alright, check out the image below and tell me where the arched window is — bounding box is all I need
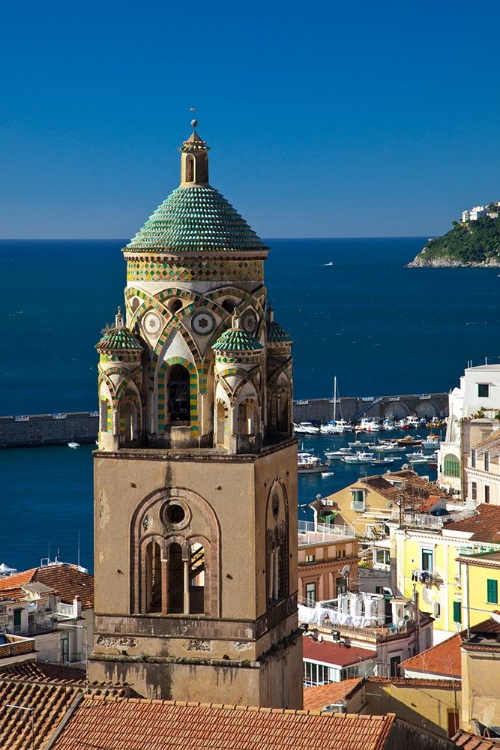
[146,540,162,612]
[189,542,205,615]
[216,400,228,447]
[168,365,190,423]
[167,542,184,613]
[186,155,194,182]
[277,393,290,433]
[100,399,109,433]
[444,453,460,478]
[238,399,256,435]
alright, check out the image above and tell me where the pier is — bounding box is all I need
[0,412,98,448]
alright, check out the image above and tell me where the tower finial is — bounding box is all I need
[190,107,198,130]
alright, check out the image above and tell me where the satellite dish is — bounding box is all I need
[341,564,351,577]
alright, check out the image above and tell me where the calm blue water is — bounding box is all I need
[1,237,498,573]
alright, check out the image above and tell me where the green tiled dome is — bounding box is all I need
[96,327,143,352]
[212,328,263,352]
[124,186,269,255]
[267,321,293,344]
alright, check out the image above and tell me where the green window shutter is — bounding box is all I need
[487,579,498,604]
[453,601,462,623]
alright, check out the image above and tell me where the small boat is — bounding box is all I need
[376,441,405,453]
[321,471,335,477]
[298,421,321,434]
[348,440,376,449]
[397,436,423,447]
[324,261,334,266]
[342,451,375,464]
[298,452,329,474]
[406,451,433,463]
[370,457,395,466]
[324,448,354,460]
[421,434,441,450]
[68,442,80,449]
[358,418,381,432]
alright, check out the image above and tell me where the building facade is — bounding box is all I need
[88,123,302,708]
[438,363,500,496]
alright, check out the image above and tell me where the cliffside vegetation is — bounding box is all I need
[411,209,500,266]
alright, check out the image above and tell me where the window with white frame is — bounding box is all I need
[351,489,366,511]
[421,548,433,572]
[374,549,390,567]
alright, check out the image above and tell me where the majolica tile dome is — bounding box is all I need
[124,127,269,257]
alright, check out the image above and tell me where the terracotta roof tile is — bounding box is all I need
[303,678,364,711]
[45,696,397,750]
[399,633,463,678]
[0,565,94,609]
[453,730,500,749]
[444,504,500,543]
[0,667,132,750]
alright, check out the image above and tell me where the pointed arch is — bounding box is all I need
[157,357,198,435]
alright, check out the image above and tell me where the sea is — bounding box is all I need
[3,236,500,574]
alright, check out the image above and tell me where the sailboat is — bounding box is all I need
[320,377,352,433]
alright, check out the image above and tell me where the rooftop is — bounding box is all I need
[302,637,377,667]
[45,695,397,750]
[0,564,94,609]
[303,678,364,711]
[0,664,133,750]
[444,504,500,543]
[399,632,463,679]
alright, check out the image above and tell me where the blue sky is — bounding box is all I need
[1,1,500,238]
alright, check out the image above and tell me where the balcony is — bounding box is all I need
[411,569,443,586]
[298,521,355,546]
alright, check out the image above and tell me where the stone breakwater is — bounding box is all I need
[0,412,98,448]
[293,393,449,424]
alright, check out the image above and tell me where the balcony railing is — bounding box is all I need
[298,521,355,545]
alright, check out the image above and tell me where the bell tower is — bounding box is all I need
[89,121,302,708]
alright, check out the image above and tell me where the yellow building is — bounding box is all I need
[323,470,446,538]
[456,550,500,632]
[392,504,500,640]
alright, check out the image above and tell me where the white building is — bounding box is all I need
[438,364,500,496]
[462,206,487,222]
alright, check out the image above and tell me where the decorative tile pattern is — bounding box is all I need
[126,258,265,282]
[212,329,263,352]
[123,185,270,255]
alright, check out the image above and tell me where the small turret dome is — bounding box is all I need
[96,308,143,353]
[212,327,263,353]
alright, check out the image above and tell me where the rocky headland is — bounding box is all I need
[409,210,500,267]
